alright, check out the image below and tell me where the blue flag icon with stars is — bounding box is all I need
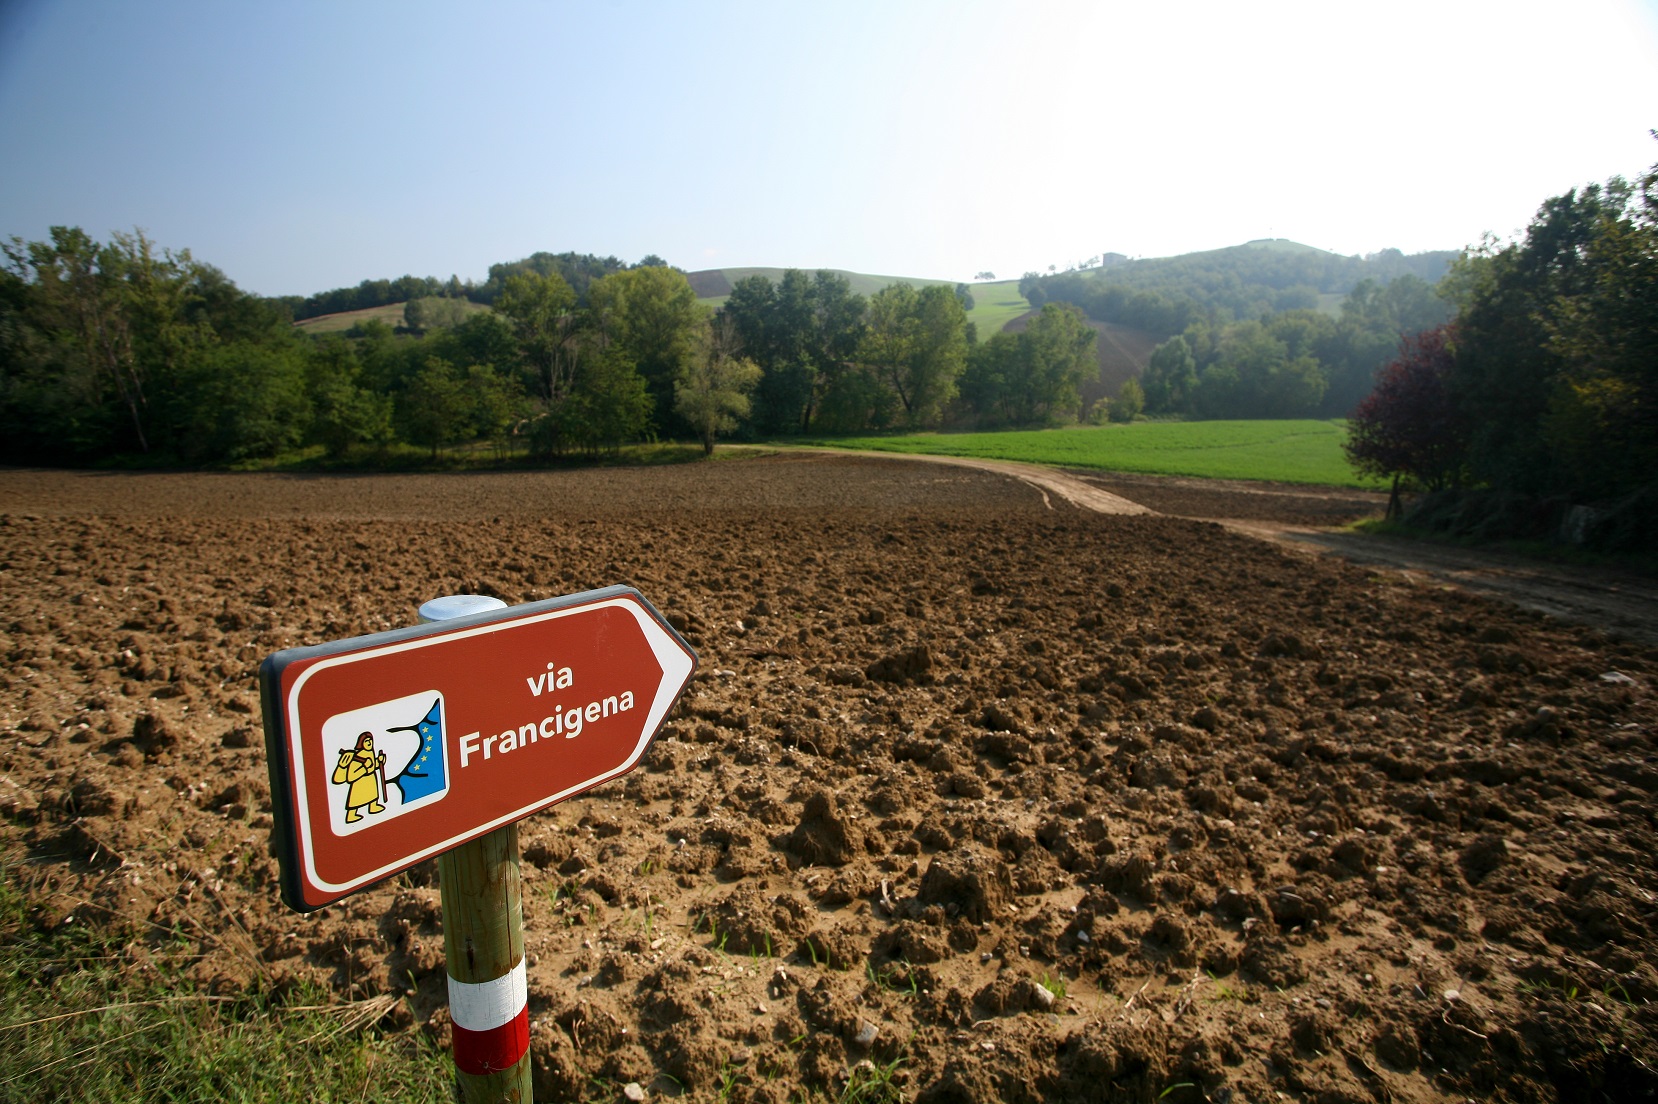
[388,697,447,803]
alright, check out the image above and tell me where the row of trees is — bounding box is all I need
[718,269,1099,434]
[0,229,1106,465]
[1346,154,1656,520]
[0,231,760,464]
[4,220,1484,468]
[273,251,673,323]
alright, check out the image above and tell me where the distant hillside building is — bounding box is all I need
[1099,252,1128,268]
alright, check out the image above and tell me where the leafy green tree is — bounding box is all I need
[1192,321,1325,418]
[310,374,393,458]
[1537,163,1658,498]
[719,269,866,434]
[2,227,202,454]
[586,266,701,436]
[304,336,392,458]
[173,340,310,463]
[1141,335,1198,414]
[403,296,473,333]
[559,342,651,455]
[675,319,762,455]
[1015,303,1097,424]
[465,365,530,458]
[398,357,469,457]
[495,271,579,395]
[860,283,968,428]
[426,311,517,377]
[1445,181,1625,493]
[475,251,626,305]
[960,304,1096,426]
[1107,377,1144,423]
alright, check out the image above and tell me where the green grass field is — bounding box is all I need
[964,279,1032,338]
[798,420,1377,488]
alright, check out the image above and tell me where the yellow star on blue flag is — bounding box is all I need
[388,698,446,803]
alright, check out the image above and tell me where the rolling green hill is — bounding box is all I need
[293,299,490,334]
[293,302,412,333]
[1236,237,1338,255]
[964,279,1033,338]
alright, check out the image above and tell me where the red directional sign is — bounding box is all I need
[259,587,697,911]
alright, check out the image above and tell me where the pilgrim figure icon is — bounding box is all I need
[320,690,451,837]
[331,732,387,822]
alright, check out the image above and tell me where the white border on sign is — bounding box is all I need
[285,596,695,899]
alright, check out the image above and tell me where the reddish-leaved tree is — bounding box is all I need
[1344,324,1469,518]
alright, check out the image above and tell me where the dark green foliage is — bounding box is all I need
[861,283,969,428]
[1346,155,1658,544]
[397,357,470,457]
[1141,335,1198,415]
[960,304,1097,427]
[474,250,627,305]
[556,341,652,455]
[1107,377,1144,423]
[170,340,311,462]
[721,269,867,434]
[1,226,308,462]
[1446,166,1657,499]
[1141,290,1449,421]
[1190,320,1326,419]
[587,265,702,437]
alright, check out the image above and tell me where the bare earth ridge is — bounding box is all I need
[2,456,1655,1103]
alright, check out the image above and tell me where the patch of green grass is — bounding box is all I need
[840,1056,905,1103]
[1206,972,1257,1004]
[865,959,918,997]
[291,302,411,334]
[0,861,450,1101]
[964,279,1032,338]
[1038,971,1068,1001]
[797,419,1378,488]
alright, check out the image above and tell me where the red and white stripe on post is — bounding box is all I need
[448,957,529,1076]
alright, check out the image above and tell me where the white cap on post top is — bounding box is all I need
[418,594,508,624]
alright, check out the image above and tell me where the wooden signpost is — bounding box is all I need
[260,587,697,1102]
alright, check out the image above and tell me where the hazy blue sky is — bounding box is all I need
[3,0,1655,296]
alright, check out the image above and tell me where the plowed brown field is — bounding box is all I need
[2,456,1655,1103]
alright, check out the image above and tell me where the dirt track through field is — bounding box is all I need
[812,450,1658,646]
[2,456,1655,1103]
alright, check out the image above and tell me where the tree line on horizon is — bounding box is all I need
[0,223,1479,468]
[0,230,1112,465]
